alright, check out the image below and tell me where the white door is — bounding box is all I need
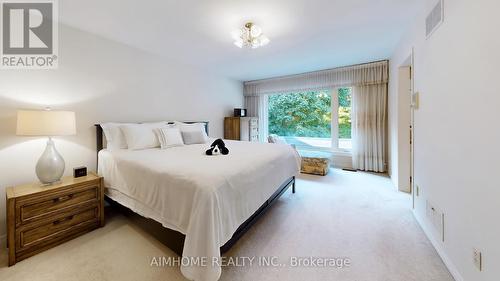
[397,66,412,193]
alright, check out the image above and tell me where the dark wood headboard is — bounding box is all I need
[94,121,209,166]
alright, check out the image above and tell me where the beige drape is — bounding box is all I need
[244,95,268,142]
[244,60,388,96]
[351,84,387,172]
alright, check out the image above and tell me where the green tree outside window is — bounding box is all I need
[268,88,351,139]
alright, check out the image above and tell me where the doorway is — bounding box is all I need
[396,56,413,195]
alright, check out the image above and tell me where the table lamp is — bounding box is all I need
[16,109,76,184]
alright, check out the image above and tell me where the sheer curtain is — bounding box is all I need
[351,84,387,172]
[244,95,269,142]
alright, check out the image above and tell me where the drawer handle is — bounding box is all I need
[53,194,74,203]
[53,215,74,225]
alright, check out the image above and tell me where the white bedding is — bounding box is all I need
[98,140,300,281]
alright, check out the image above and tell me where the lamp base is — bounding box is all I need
[36,138,65,185]
[39,180,63,187]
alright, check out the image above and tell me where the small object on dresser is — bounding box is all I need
[73,166,87,178]
[233,108,247,117]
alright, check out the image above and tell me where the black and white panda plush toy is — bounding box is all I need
[206,138,229,155]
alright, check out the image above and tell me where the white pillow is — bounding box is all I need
[175,122,207,132]
[179,123,208,144]
[158,127,184,149]
[101,122,132,150]
[120,122,167,150]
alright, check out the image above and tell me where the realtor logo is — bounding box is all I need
[1,0,58,69]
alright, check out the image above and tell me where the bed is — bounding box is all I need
[95,122,301,281]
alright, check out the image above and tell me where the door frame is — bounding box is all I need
[410,48,416,209]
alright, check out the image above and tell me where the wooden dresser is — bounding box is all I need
[6,173,104,266]
[224,117,259,141]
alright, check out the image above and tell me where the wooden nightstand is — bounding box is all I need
[6,172,104,266]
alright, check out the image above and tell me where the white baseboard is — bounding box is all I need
[413,210,463,281]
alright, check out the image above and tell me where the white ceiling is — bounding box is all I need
[60,0,419,81]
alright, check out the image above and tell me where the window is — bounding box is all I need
[334,87,352,150]
[268,90,332,151]
[268,87,352,152]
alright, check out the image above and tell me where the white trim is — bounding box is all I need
[331,88,339,149]
[413,210,463,281]
[331,150,352,157]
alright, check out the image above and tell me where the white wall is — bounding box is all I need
[389,0,500,280]
[0,25,243,238]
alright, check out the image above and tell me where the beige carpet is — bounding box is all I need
[0,169,454,281]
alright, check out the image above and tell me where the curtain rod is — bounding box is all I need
[244,59,389,84]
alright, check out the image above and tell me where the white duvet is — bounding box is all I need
[98,140,300,281]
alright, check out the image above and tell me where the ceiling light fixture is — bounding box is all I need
[232,22,270,49]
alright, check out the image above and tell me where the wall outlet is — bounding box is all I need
[473,248,482,271]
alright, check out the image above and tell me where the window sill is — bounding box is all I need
[293,146,352,156]
[331,150,352,157]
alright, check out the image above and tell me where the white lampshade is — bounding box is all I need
[16,110,76,136]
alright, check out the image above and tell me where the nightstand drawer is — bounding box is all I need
[7,173,104,266]
[17,205,99,252]
[16,182,99,226]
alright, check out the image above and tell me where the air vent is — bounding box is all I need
[426,0,444,38]
[426,199,445,242]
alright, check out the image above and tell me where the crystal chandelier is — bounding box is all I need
[232,22,270,49]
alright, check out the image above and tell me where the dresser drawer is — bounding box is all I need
[15,182,99,226]
[16,205,99,252]
[7,174,104,266]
